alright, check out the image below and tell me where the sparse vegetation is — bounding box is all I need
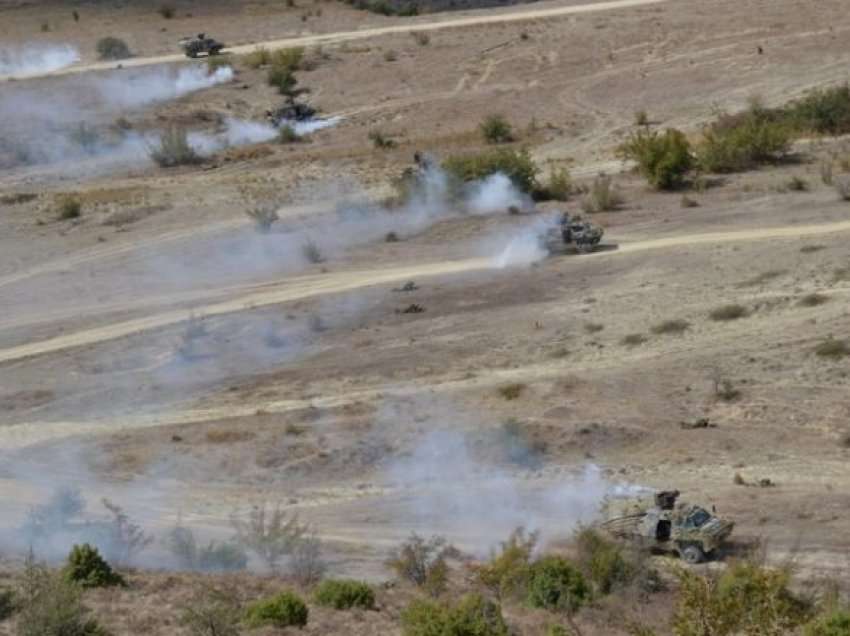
[96,36,132,60]
[584,322,604,333]
[244,205,279,233]
[383,49,398,62]
[573,527,636,594]
[443,148,539,194]
[243,47,271,68]
[680,194,699,208]
[17,554,108,636]
[387,534,452,596]
[526,555,591,613]
[541,167,573,201]
[278,124,299,143]
[799,293,829,307]
[0,588,15,620]
[181,588,242,636]
[231,503,308,573]
[619,128,693,190]
[158,4,176,18]
[820,160,834,185]
[787,175,809,191]
[480,114,514,144]
[369,129,398,149]
[497,383,526,400]
[581,173,623,213]
[697,104,791,173]
[290,532,327,586]
[804,609,850,636]
[621,333,648,346]
[713,375,741,402]
[412,31,430,46]
[149,127,202,168]
[651,319,690,335]
[814,338,850,359]
[835,177,850,201]
[244,590,309,628]
[164,525,248,572]
[709,303,749,321]
[314,579,376,610]
[401,594,510,636]
[64,544,125,589]
[58,197,82,220]
[634,109,650,126]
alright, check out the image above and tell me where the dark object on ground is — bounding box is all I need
[267,101,316,126]
[545,211,604,254]
[393,281,418,292]
[680,418,715,430]
[397,303,425,314]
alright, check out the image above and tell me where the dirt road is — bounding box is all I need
[0,0,669,81]
[2,218,849,366]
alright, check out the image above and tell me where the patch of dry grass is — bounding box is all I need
[497,383,526,400]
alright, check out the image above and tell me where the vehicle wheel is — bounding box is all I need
[577,242,595,254]
[680,544,705,564]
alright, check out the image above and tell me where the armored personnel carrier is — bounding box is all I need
[597,490,733,564]
[180,34,225,58]
[545,211,604,254]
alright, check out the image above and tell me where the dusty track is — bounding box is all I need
[2,218,850,366]
[0,0,669,82]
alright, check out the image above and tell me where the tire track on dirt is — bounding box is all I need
[0,0,670,82]
[2,218,850,366]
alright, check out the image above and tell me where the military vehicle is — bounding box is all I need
[597,490,734,564]
[545,211,604,254]
[266,101,316,126]
[179,34,225,58]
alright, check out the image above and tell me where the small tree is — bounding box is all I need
[290,532,327,585]
[64,544,125,589]
[244,205,279,233]
[181,588,242,636]
[101,498,153,566]
[476,527,537,600]
[231,503,308,573]
[244,591,308,628]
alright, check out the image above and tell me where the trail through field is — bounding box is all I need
[0,0,670,82]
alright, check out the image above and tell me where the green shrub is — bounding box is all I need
[244,591,308,628]
[18,556,108,636]
[267,66,297,95]
[477,527,536,600]
[243,46,271,68]
[497,383,525,400]
[526,556,590,613]
[805,609,850,636]
[573,527,633,594]
[0,588,15,620]
[387,534,451,596]
[58,197,82,220]
[278,125,299,144]
[619,128,693,190]
[799,293,829,307]
[270,47,304,72]
[814,338,850,359]
[581,173,622,213]
[787,85,850,135]
[64,544,125,588]
[158,4,176,18]
[540,167,573,201]
[651,319,690,335]
[96,37,131,60]
[480,115,514,144]
[401,594,510,636]
[709,304,749,321]
[697,111,791,173]
[149,127,201,167]
[314,579,375,610]
[443,148,538,194]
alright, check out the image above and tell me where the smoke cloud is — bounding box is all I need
[0,43,79,78]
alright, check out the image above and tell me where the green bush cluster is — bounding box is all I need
[480,115,514,144]
[804,609,850,636]
[314,579,376,610]
[0,588,15,620]
[619,128,693,190]
[697,110,791,173]
[244,590,309,628]
[787,84,850,135]
[149,127,201,168]
[64,544,125,589]
[401,594,510,636]
[526,556,590,614]
[443,148,538,194]
[573,528,633,594]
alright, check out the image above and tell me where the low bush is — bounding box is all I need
[64,544,126,588]
[278,125,299,144]
[798,293,829,307]
[497,383,525,400]
[805,609,850,636]
[181,589,241,636]
[709,304,749,321]
[540,167,573,201]
[581,173,623,213]
[18,556,108,636]
[314,579,375,610]
[244,205,279,233]
[443,148,538,194]
[158,4,176,18]
[58,197,82,220]
[369,129,397,149]
[387,534,452,596]
[480,114,514,144]
[96,36,131,60]
[477,527,537,600]
[651,319,690,335]
[573,527,633,594]
[0,588,15,620]
[619,128,693,190]
[621,333,648,346]
[243,46,271,68]
[526,555,590,613]
[149,127,201,167]
[267,66,297,95]
[697,109,791,173]
[814,338,850,359]
[787,84,850,135]
[301,239,324,263]
[401,594,510,636]
[244,591,308,628]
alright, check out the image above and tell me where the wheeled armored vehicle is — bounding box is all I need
[180,34,225,58]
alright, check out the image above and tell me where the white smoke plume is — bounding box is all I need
[97,65,234,108]
[467,173,531,215]
[0,43,79,78]
[492,212,558,268]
